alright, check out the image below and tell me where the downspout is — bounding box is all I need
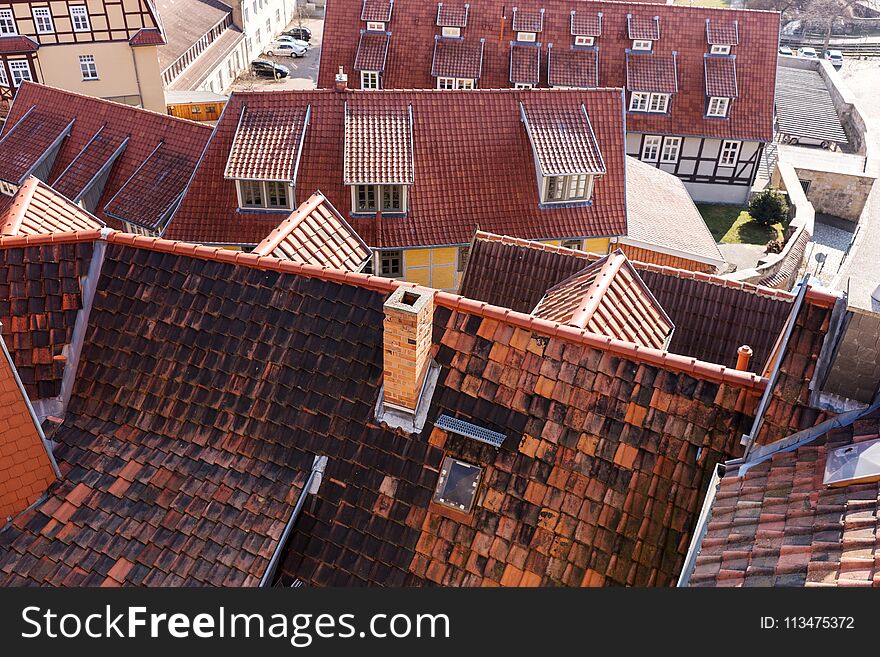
[129,47,145,109]
[259,454,328,587]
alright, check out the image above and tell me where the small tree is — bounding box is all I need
[749,188,789,227]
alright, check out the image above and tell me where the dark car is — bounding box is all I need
[283,26,312,42]
[251,59,290,79]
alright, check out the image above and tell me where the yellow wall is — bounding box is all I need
[543,237,610,254]
[403,247,459,291]
[131,45,165,113]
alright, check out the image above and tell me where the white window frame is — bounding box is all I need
[719,140,741,167]
[629,91,650,112]
[574,35,594,47]
[32,7,54,34]
[707,96,730,118]
[542,174,594,204]
[632,39,652,51]
[235,180,294,210]
[366,21,385,32]
[710,44,731,55]
[660,136,682,163]
[69,5,90,32]
[8,60,32,87]
[648,93,670,113]
[437,76,474,89]
[380,249,403,278]
[441,26,460,38]
[516,31,536,42]
[79,54,98,80]
[0,64,6,87]
[514,82,533,89]
[641,136,662,163]
[360,70,380,89]
[0,9,17,35]
[352,184,407,214]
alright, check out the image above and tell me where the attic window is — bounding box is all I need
[366,21,385,32]
[824,438,880,487]
[544,174,591,203]
[442,26,460,38]
[433,456,482,513]
[707,96,730,117]
[632,39,652,51]
[711,44,731,55]
[574,35,594,47]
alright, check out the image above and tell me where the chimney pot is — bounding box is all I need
[383,286,434,413]
[335,66,348,92]
[735,345,753,371]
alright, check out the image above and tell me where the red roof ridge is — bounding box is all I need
[562,0,780,15]
[0,176,40,234]
[253,192,328,256]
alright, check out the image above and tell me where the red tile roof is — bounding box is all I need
[688,407,880,587]
[169,88,627,247]
[129,27,166,46]
[547,45,598,88]
[0,35,38,53]
[704,55,738,98]
[0,83,212,228]
[626,52,678,94]
[0,177,104,237]
[706,18,739,45]
[627,14,661,40]
[521,102,605,175]
[432,37,484,80]
[344,103,414,185]
[436,2,469,27]
[362,0,394,22]
[533,250,674,349]
[319,0,779,142]
[354,31,390,72]
[52,127,129,203]
[570,10,602,36]
[512,6,544,33]
[510,44,541,85]
[254,192,371,270]
[224,106,309,182]
[0,109,74,185]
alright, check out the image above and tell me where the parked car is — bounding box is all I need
[275,35,310,49]
[265,41,307,57]
[824,49,844,67]
[283,26,312,42]
[251,59,290,79]
[799,47,819,59]
[778,45,794,56]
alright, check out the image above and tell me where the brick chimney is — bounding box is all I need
[335,67,348,92]
[383,286,434,413]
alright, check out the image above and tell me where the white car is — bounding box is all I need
[276,35,310,50]
[799,47,818,59]
[824,49,844,67]
[265,41,307,57]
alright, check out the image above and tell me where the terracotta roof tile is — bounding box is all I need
[547,45,598,88]
[627,52,678,94]
[436,2,469,27]
[319,0,778,142]
[627,14,661,40]
[705,55,738,98]
[706,18,739,45]
[0,109,74,185]
[129,27,166,46]
[362,0,394,23]
[354,30,390,72]
[52,127,129,203]
[510,44,541,85]
[344,103,413,185]
[253,192,371,270]
[521,102,605,176]
[224,106,309,182]
[512,7,544,33]
[0,177,104,237]
[0,35,38,53]
[432,37,484,79]
[570,10,602,36]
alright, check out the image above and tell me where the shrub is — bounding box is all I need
[765,239,784,254]
[749,188,789,227]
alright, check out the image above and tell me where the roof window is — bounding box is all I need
[433,456,482,513]
[824,438,880,487]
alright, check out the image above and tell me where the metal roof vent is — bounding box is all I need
[823,437,880,487]
[436,414,505,448]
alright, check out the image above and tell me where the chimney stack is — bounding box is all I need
[335,67,348,92]
[735,345,753,371]
[383,286,434,413]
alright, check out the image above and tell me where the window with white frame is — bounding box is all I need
[236,180,293,210]
[707,96,730,117]
[660,136,681,163]
[8,60,32,86]
[437,77,474,89]
[514,82,533,89]
[719,140,740,167]
[442,26,460,38]
[574,35,594,47]
[632,39,652,51]
[366,21,385,32]
[710,44,731,55]
[79,55,98,80]
[542,174,592,204]
[32,7,54,33]
[516,31,536,42]
[0,9,16,35]
[353,184,406,213]
[361,70,380,89]
[641,135,661,162]
[629,91,650,112]
[0,64,6,87]
[380,249,402,277]
[69,5,90,32]
[648,93,669,113]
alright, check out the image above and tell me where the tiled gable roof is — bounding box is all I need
[627,52,678,93]
[547,45,598,88]
[254,192,371,271]
[627,14,661,40]
[704,55,738,98]
[570,10,602,36]
[533,251,674,349]
[521,102,605,176]
[706,18,739,45]
[510,44,541,85]
[0,177,104,237]
[344,103,414,185]
[319,0,779,142]
[52,127,129,203]
[512,6,544,33]
[432,37,484,79]
[436,2,469,28]
[354,30,390,72]
[362,0,394,23]
[224,106,310,182]
[0,109,74,185]
[169,89,627,247]
[0,83,212,228]
[129,27,166,46]
[0,35,38,53]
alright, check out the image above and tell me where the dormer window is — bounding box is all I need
[544,174,592,203]
[632,39,652,51]
[361,70,380,89]
[711,44,730,55]
[353,184,406,213]
[355,31,390,89]
[574,35,594,47]
[437,77,474,89]
[433,37,483,88]
[570,9,601,47]
[366,21,385,32]
[648,93,669,113]
[627,14,660,52]
[707,96,730,117]
[512,6,543,43]
[237,180,293,210]
[362,0,393,27]
[704,55,737,118]
[626,52,678,114]
[436,2,468,37]
[442,26,460,38]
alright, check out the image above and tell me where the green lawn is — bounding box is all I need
[697,204,786,245]
[673,0,730,6]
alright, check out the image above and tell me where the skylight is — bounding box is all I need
[824,438,880,487]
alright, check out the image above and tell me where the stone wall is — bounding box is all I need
[793,167,874,223]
